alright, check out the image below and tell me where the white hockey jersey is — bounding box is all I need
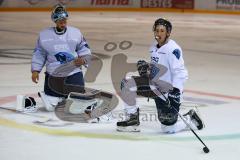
[149,39,188,92]
[31,26,91,76]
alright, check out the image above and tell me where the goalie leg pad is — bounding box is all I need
[38,92,63,112]
[16,95,37,113]
[66,92,103,114]
[55,89,119,122]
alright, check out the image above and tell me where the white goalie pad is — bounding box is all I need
[55,89,118,123]
[66,92,103,114]
[16,95,38,113]
[38,92,64,112]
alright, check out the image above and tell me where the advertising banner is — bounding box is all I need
[90,0,136,8]
[141,0,194,9]
[0,0,75,7]
[0,0,139,8]
[216,0,240,11]
[1,0,240,13]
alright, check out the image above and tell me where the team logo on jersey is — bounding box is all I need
[151,56,159,63]
[55,52,75,64]
[172,49,181,59]
[149,64,160,80]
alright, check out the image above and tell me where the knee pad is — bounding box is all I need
[157,110,178,126]
[154,97,179,125]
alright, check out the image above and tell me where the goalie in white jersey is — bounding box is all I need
[117,18,205,133]
[30,4,91,112]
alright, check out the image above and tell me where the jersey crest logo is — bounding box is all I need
[55,52,75,64]
[172,49,181,59]
[151,56,159,63]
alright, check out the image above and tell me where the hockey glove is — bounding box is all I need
[168,87,181,109]
[137,60,149,77]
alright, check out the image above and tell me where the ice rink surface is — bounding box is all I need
[0,11,240,160]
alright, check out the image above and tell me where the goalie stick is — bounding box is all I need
[0,106,51,122]
[0,106,73,127]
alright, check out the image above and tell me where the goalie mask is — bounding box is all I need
[51,4,68,22]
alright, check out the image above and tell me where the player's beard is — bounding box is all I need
[55,25,67,35]
[56,25,66,32]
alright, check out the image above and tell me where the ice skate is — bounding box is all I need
[183,109,205,130]
[116,108,140,132]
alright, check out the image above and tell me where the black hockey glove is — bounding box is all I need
[137,60,149,77]
[168,87,181,109]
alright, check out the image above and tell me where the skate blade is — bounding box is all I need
[116,126,140,132]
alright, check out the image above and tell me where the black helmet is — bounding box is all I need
[51,4,68,22]
[153,18,172,33]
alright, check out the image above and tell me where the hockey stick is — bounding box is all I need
[0,106,74,127]
[159,92,210,153]
[0,106,52,123]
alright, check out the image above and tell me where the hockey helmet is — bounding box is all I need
[153,18,172,33]
[51,4,68,22]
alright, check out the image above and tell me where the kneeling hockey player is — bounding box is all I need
[117,18,204,133]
